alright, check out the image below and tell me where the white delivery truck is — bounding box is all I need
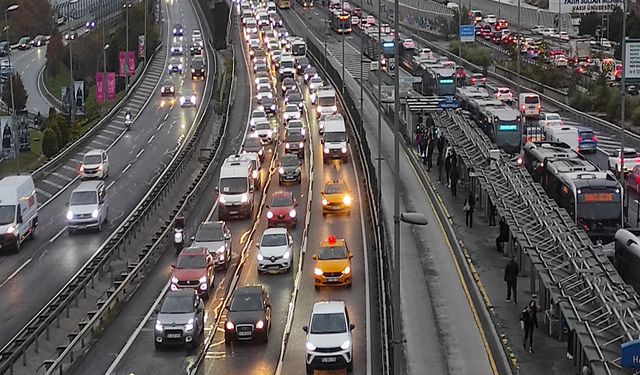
[0,175,38,252]
[545,126,579,151]
[321,114,349,163]
[216,155,256,220]
[316,86,337,119]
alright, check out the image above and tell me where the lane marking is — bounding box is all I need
[50,172,71,181]
[35,188,52,198]
[49,227,67,243]
[148,134,156,144]
[107,180,116,190]
[0,258,32,288]
[41,179,63,189]
[105,282,170,375]
[136,149,145,158]
[157,122,164,131]
[163,112,170,121]
[122,163,132,174]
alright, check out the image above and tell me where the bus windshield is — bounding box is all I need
[318,96,336,107]
[576,189,622,231]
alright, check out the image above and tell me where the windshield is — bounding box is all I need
[326,183,346,194]
[318,96,336,107]
[310,78,322,85]
[252,111,266,118]
[195,224,224,242]
[282,156,299,167]
[259,86,271,93]
[261,233,287,246]
[287,133,304,142]
[310,313,347,334]
[160,295,194,314]
[288,121,302,129]
[624,151,638,158]
[83,155,102,165]
[325,131,346,143]
[318,246,347,260]
[256,122,271,130]
[176,254,206,269]
[524,96,539,104]
[547,114,561,121]
[220,177,248,194]
[285,105,298,112]
[230,294,263,311]
[577,190,622,229]
[281,60,294,69]
[272,195,293,206]
[70,191,97,205]
[0,205,15,225]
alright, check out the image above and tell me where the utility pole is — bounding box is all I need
[392,0,402,372]
[620,0,627,182]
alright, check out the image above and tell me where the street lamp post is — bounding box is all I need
[5,4,18,174]
[457,0,462,59]
[144,0,147,62]
[516,0,521,99]
[392,212,428,374]
[66,0,79,127]
[620,1,627,182]
[124,1,132,91]
[377,2,384,213]
[341,2,345,94]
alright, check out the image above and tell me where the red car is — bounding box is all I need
[469,73,487,86]
[496,19,509,30]
[266,191,298,228]
[171,247,215,298]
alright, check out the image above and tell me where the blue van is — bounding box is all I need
[576,126,598,153]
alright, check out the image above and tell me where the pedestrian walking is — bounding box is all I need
[415,130,422,153]
[464,192,475,227]
[496,217,509,252]
[450,164,459,197]
[426,136,435,171]
[504,257,519,303]
[488,202,496,226]
[520,300,539,353]
[420,134,428,159]
[444,148,452,186]
[437,153,444,183]
[437,133,445,156]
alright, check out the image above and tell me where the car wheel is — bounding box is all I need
[348,361,353,372]
[322,212,326,217]
[30,223,36,240]
[314,284,319,290]
[263,330,269,343]
[97,219,102,232]
[306,365,313,374]
[154,341,162,350]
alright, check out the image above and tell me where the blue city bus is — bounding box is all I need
[482,107,522,154]
[421,68,456,96]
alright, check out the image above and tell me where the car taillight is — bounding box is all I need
[537,104,542,110]
[578,136,583,142]
[593,136,598,142]
[521,105,526,111]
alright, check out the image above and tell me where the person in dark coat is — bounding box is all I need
[496,217,509,252]
[444,149,452,186]
[420,134,428,158]
[437,152,444,183]
[450,164,459,197]
[489,201,497,226]
[437,133,445,156]
[426,136,435,171]
[464,192,475,227]
[504,257,519,303]
[520,300,539,353]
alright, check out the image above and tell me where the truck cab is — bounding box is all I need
[216,155,256,220]
[0,176,37,252]
[321,114,349,163]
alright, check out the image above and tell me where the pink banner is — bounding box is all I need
[95,72,105,103]
[119,51,127,76]
[107,72,116,101]
[127,51,136,75]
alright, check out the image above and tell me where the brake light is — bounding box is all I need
[578,136,583,142]
[537,104,542,110]
[593,136,598,142]
[521,105,526,111]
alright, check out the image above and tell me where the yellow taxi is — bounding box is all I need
[321,179,352,216]
[313,235,352,288]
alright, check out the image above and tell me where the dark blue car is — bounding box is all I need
[576,126,598,153]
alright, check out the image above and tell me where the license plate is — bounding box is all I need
[230,211,238,215]
[327,277,338,282]
[321,357,337,363]
[268,265,279,269]
[238,331,252,336]
[167,333,181,338]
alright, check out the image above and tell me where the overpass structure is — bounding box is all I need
[434,110,640,375]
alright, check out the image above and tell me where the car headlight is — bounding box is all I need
[252,170,259,179]
[267,210,274,219]
[270,104,276,110]
[279,167,285,174]
[226,321,234,330]
[344,195,352,205]
[5,225,15,234]
[322,198,328,205]
[257,253,264,261]
[171,276,179,284]
[66,210,74,220]
[298,142,304,148]
[306,341,316,351]
[340,340,351,350]
[191,95,196,103]
[161,87,165,93]
[180,97,186,104]
[258,149,264,155]
[91,209,99,218]
[155,321,163,332]
[168,64,173,70]
[219,195,226,204]
[241,194,248,203]
[285,142,291,149]
[298,102,304,109]
[199,275,208,284]
[268,93,273,98]
[324,148,329,154]
[256,320,265,329]
[185,318,194,332]
[283,251,290,259]
[289,209,296,218]
[304,74,309,80]
[331,105,337,112]
[191,68,195,73]
[282,85,286,91]
[343,265,351,274]
[314,267,323,276]
[178,63,183,69]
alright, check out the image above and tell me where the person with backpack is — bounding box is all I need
[520,300,539,353]
[463,192,475,227]
[504,257,519,303]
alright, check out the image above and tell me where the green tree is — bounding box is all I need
[50,123,62,144]
[41,127,59,158]
[1,73,28,111]
[1,0,54,43]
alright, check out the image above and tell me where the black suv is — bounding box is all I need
[224,285,271,344]
[191,58,206,80]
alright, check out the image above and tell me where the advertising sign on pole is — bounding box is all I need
[1,116,13,159]
[625,39,640,84]
[127,51,136,75]
[61,86,71,115]
[107,72,116,101]
[138,35,146,58]
[548,0,623,14]
[119,51,127,77]
[95,72,105,103]
[74,80,85,116]
[459,25,475,43]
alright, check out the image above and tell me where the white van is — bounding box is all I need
[80,149,109,180]
[316,86,337,119]
[518,93,541,118]
[545,126,579,151]
[321,114,349,163]
[67,181,108,233]
[0,176,37,252]
[216,155,255,220]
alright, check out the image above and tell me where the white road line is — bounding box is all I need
[96,133,111,141]
[163,112,170,121]
[105,283,170,375]
[41,179,63,189]
[50,172,71,181]
[91,139,111,148]
[157,122,164,131]
[36,188,52,198]
[107,180,116,190]
[0,258,32,288]
[61,164,76,172]
[136,149,145,158]
[148,135,155,144]
[122,163,132,174]
[49,227,66,243]
[102,128,119,136]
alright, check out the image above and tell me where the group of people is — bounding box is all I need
[414,124,460,196]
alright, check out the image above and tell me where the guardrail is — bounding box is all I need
[0,18,213,375]
[30,33,163,182]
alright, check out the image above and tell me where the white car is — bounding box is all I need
[248,38,260,49]
[483,14,497,24]
[554,55,568,67]
[80,149,109,180]
[538,113,563,130]
[255,77,271,91]
[245,19,258,34]
[309,76,323,91]
[254,119,275,144]
[286,120,306,139]
[531,25,545,34]
[558,31,569,41]
[256,86,274,102]
[179,90,197,107]
[192,29,202,42]
[250,109,268,130]
[303,301,354,373]
[256,228,293,273]
[168,58,184,74]
[540,27,557,37]
[608,148,640,174]
[494,87,513,104]
[283,104,301,122]
[171,43,184,56]
[417,47,433,59]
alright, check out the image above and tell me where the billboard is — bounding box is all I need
[95,72,105,103]
[118,51,137,76]
[1,116,12,158]
[138,35,146,58]
[107,72,116,101]
[549,0,623,14]
[15,110,30,151]
[61,86,72,115]
[74,80,85,116]
[625,40,640,84]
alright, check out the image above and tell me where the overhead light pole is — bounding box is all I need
[65,0,79,127]
[619,0,627,182]
[4,3,18,174]
[377,2,384,213]
[124,1,132,91]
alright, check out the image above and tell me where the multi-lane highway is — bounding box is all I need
[0,0,212,357]
[10,45,51,115]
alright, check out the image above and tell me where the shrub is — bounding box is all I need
[41,128,59,159]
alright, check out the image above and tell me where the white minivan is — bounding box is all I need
[519,93,541,119]
[66,181,108,233]
[545,126,579,151]
[0,175,38,252]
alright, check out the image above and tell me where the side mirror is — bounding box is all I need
[215,186,219,193]
[294,202,298,207]
[171,264,176,269]
[320,139,325,144]
[225,305,230,310]
[255,243,260,248]
[349,253,353,258]
[302,325,308,332]
[266,303,271,308]
[350,323,355,330]
[155,306,161,314]
[65,202,69,207]
[190,236,195,241]
[249,186,255,193]
[265,205,270,209]
[224,232,232,240]
[312,255,317,260]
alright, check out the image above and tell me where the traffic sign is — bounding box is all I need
[622,339,640,368]
[439,96,460,109]
[459,25,475,43]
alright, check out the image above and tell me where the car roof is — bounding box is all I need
[85,149,104,156]
[312,300,346,314]
[282,153,299,161]
[199,221,224,231]
[263,227,288,236]
[235,285,264,296]
[179,246,208,256]
[166,289,196,300]
[74,180,104,192]
[272,190,293,198]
